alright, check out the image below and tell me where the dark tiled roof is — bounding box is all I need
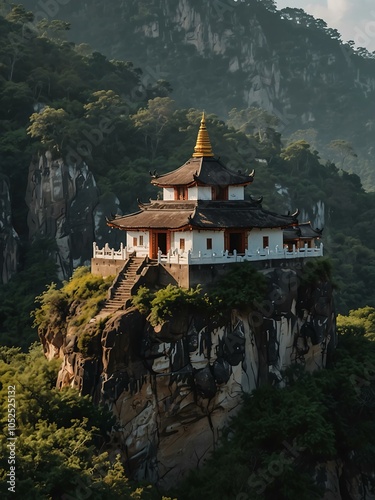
[284,222,323,240]
[151,157,253,187]
[192,201,297,229]
[107,200,297,230]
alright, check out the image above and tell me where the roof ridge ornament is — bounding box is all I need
[193,112,215,158]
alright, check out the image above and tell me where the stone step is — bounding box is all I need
[95,258,145,317]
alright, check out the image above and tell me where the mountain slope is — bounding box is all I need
[19,0,375,189]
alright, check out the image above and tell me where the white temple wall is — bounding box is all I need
[163,187,174,200]
[127,230,149,255]
[172,231,193,253]
[192,230,224,255]
[248,228,283,251]
[188,186,212,200]
[228,185,244,200]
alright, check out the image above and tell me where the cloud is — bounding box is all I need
[276,0,375,50]
[306,0,350,23]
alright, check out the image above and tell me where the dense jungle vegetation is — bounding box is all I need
[1,2,375,498]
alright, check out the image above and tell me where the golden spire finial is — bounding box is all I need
[193,112,214,157]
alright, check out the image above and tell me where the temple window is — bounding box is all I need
[133,237,137,246]
[207,238,212,250]
[263,236,269,248]
[139,235,144,246]
[180,238,185,251]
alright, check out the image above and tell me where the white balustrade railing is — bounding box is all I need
[156,243,323,265]
[93,242,323,264]
[92,242,128,260]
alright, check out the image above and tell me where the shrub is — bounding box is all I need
[301,257,333,285]
[209,262,267,311]
[32,267,113,349]
[132,284,210,327]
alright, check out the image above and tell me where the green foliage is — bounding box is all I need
[133,266,267,326]
[77,318,106,357]
[0,344,168,499]
[32,282,68,331]
[0,238,58,350]
[132,284,209,327]
[301,257,333,285]
[131,97,177,160]
[32,267,112,345]
[131,285,154,315]
[149,284,204,326]
[228,106,280,138]
[210,262,267,311]
[27,106,70,153]
[327,139,357,169]
[337,306,375,340]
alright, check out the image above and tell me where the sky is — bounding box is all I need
[276,0,375,51]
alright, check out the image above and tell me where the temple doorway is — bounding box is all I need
[150,231,170,258]
[225,231,246,254]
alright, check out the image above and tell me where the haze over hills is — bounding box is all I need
[19,0,375,190]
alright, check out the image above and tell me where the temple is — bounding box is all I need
[100,113,323,266]
[91,113,323,296]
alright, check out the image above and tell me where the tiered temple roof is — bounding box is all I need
[151,157,254,187]
[108,200,298,231]
[107,113,298,233]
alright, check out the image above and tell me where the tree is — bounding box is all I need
[260,0,276,12]
[281,140,315,173]
[287,128,318,151]
[228,106,280,141]
[327,139,357,169]
[27,106,70,153]
[131,97,176,161]
[2,6,35,81]
[0,238,58,350]
[5,4,33,25]
[279,8,317,28]
[83,90,129,121]
[0,345,173,499]
[36,19,71,43]
[337,307,375,340]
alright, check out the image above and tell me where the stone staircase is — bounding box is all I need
[99,256,145,316]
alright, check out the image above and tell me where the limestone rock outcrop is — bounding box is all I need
[43,262,336,488]
[25,153,123,279]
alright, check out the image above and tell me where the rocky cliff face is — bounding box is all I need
[25,153,123,279]
[21,0,375,156]
[0,175,19,284]
[41,262,336,487]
